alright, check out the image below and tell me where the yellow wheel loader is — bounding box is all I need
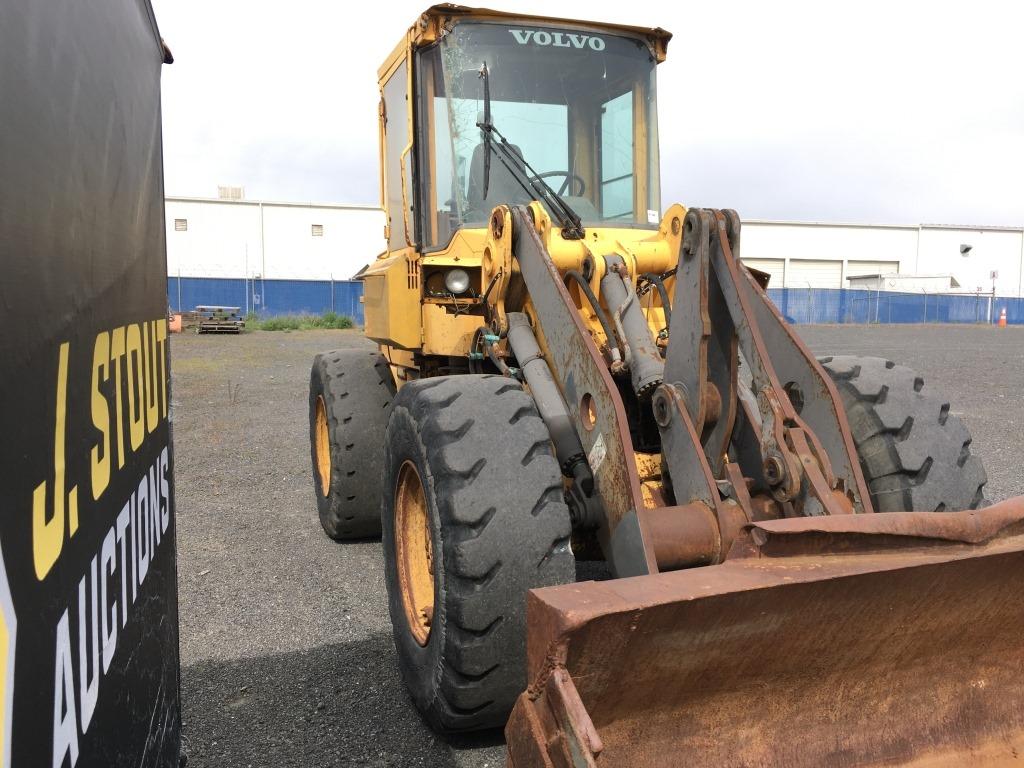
[308,5,1024,765]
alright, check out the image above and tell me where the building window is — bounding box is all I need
[217,185,244,200]
[311,224,324,237]
[174,218,188,232]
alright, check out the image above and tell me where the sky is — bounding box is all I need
[152,0,1024,226]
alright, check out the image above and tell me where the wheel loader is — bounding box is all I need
[308,5,1024,765]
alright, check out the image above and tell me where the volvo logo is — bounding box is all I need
[509,29,606,51]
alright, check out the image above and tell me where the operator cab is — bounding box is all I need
[380,11,666,252]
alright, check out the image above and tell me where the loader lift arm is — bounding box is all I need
[507,204,871,577]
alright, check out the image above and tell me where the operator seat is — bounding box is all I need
[466,141,531,220]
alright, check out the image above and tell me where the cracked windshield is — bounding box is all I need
[418,22,661,248]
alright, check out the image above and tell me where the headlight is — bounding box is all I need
[445,268,470,294]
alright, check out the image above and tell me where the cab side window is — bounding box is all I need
[383,61,413,251]
[599,91,633,220]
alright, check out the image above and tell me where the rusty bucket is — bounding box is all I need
[506,501,1024,767]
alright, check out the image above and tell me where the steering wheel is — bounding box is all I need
[528,170,585,197]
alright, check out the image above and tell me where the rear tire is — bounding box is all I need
[381,375,574,732]
[819,355,988,512]
[309,348,395,539]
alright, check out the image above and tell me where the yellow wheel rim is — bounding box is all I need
[395,460,435,646]
[314,395,331,496]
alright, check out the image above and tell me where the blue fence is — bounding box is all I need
[767,288,1024,325]
[167,277,364,325]
[167,278,1021,328]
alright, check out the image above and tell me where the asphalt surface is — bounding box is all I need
[798,324,1024,502]
[172,325,1024,767]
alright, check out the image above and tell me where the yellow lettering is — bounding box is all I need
[143,322,160,434]
[91,332,111,500]
[33,343,78,580]
[109,327,126,469]
[125,324,145,451]
[156,318,168,418]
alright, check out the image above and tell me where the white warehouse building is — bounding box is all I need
[742,221,1024,296]
[165,196,1024,297]
[165,196,386,281]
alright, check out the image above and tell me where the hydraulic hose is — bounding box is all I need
[506,313,594,496]
[472,326,514,377]
[565,270,622,366]
[612,283,635,370]
[488,344,513,377]
[640,272,672,329]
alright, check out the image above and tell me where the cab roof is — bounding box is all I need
[378,4,672,82]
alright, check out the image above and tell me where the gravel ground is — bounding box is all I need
[172,324,1024,767]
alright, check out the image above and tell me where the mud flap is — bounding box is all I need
[506,502,1024,767]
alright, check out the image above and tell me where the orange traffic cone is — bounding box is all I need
[999,307,1008,328]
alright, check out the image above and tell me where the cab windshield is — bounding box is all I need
[416,22,661,249]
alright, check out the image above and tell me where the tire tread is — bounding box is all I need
[820,355,987,512]
[309,349,394,539]
[383,374,573,732]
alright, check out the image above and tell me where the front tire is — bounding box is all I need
[308,348,395,539]
[820,356,988,512]
[382,375,574,732]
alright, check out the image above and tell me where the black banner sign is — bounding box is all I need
[0,1,180,766]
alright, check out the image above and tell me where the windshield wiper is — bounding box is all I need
[476,62,584,240]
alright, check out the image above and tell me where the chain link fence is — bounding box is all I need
[168,277,364,324]
[767,288,1022,325]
